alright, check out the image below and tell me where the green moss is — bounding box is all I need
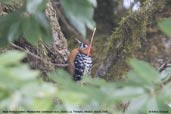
[107,15,146,80]
[95,0,166,81]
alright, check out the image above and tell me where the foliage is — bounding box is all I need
[0,0,97,46]
[0,0,171,114]
[158,18,171,37]
[0,51,171,114]
[0,0,51,47]
[0,50,56,111]
[124,59,171,114]
[60,0,96,37]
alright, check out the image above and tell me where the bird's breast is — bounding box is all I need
[74,53,92,75]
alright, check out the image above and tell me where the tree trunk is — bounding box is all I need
[45,1,69,62]
[95,0,166,80]
[28,0,69,77]
[94,0,116,35]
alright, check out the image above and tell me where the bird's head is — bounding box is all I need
[79,42,93,56]
[75,27,96,57]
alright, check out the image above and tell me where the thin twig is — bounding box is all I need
[39,40,56,55]
[10,43,68,67]
[122,101,130,113]
[88,27,96,56]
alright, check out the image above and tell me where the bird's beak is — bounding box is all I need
[75,39,81,44]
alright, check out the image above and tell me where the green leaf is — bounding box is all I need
[0,51,57,111]
[0,65,39,90]
[0,50,26,66]
[35,13,52,44]
[159,83,171,105]
[128,59,161,85]
[22,17,40,44]
[147,97,159,113]
[21,12,51,45]
[21,82,56,98]
[48,70,110,106]
[112,87,145,101]
[126,95,149,114]
[35,13,49,29]
[156,97,170,113]
[0,12,22,46]
[30,98,53,110]
[0,1,51,46]
[10,65,39,80]
[0,70,19,89]
[57,90,88,105]
[0,51,39,90]
[60,0,96,37]
[26,0,47,14]
[0,67,28,90]
[87,0,97,7]
[0,89,10,100]
[119,71,147,88]
[82,76,107,87]
[67,14,86,37]
[8,22,21,42]
[0,37,8,47]
[158,18,171,37]
[48,69,74,87]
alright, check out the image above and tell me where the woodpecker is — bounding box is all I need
[67,42,93,81]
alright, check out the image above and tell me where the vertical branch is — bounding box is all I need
[45,1,69,61]
[95,0,166,80]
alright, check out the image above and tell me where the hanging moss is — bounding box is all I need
[95,0,166,80]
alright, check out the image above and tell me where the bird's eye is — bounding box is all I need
[80,43,88,49]
[83,44,88,48]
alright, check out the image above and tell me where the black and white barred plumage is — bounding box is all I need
[73,53,92,81]
[159,63,171,83]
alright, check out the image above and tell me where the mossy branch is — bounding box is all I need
[96,0,166,80]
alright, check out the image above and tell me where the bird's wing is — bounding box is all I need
[67,48,79,76]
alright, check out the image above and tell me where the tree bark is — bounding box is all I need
[96,0,166,80]
[45,1,69,62]
[29,0,69,76]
